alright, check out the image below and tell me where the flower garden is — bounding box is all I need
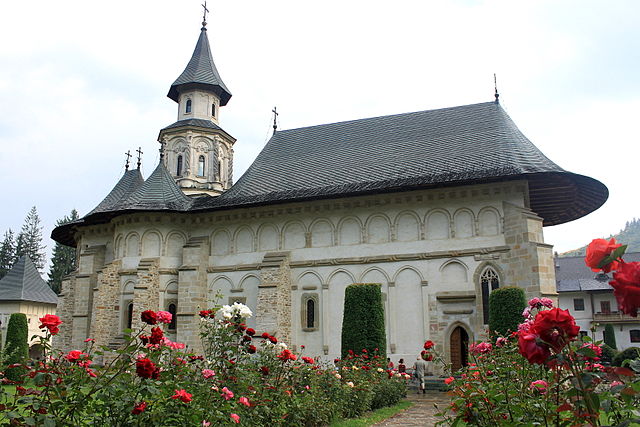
[4,238,640,426]
[0,301,408,426]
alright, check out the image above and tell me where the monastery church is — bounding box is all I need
[52,15,608,370]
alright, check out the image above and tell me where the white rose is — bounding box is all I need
[220,305,233,319]
[346,381,354,387]
[276,342,288,350]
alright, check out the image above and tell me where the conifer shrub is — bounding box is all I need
[488,286,526,337]
[600,343,618,365]
[604,324,618,349]
[4,313,29,381]
[613,347,640,367]
[341,283,386,358]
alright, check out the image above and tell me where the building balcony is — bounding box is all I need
[593,312,640,324]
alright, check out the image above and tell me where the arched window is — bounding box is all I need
[185,99,192,113]
[198,155,205,176]
[127,303,134,330]
[211,103,216,117]
[480,267,499,324]
[176,155,183,176]
[306,299,315,329]
[168,303,177,331]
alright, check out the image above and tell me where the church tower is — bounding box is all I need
[158,14,235,197]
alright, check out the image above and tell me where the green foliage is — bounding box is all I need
[370,378,406,410]
[561,218,640,257]
[0,229,16,279]
[15,206,46,271]
[47,209,79,294]
[488,286,526,336]
[604,324,618,350]
[4,313,29,381]
[613,346,640,367]
[341,283,386,358]
[600,343,618,365]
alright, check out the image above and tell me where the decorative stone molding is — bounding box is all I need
[436,292,476,303]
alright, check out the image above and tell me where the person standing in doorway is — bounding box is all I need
[397,358,406,373]
[413,355,428,394]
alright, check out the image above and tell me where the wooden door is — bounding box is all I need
[450,326,469,371]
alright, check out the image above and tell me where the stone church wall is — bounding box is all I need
[58,180,557,370]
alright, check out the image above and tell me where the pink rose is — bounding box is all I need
[230,413,240,424]
[239,396,250,407]
[156,311,172,324]
[202,369,215,379]
[221,387,234,401]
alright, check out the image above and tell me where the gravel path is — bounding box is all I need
[374,391,450,426]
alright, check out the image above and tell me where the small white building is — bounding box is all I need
[556,253,640,350]
[0,256,58,352]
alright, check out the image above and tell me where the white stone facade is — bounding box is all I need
[58,179,557,370]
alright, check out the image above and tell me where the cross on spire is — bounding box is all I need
[136,147,143,169]
[272,106,279,134]
[124,150,132,171]
[494,73,500,103]
[202,1,209,28]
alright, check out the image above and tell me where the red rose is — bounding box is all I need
[531,308,579,353]
[246,344,257,354]
[246,328,256,336]
[269,336,278,344]
[149,327,164,345]
[135,358,160,379]
[261,332,270,339]
[199,310,211,318]
[132,401,147,414]
[585,238,622,273]
[39,314,62,335]
[302,356,314,364]
[609,261,640,316]
[517,331,551,364]
[172,389,192,403]
[424,340,435,350]
[141,310,158,325]
[260,366,269,375]
[65,350,84,363]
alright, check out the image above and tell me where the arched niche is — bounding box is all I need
[310,219,334,247]
[238,274,260,328]
[338,217,362,246]
[166,232,186,258]
[258,224,279,251]
[209,276,234,304]
[211,230,231,255]
[479,208,500,236]
[142,231,162,257]
[125,233,140,257]
[440,260,469,286]
[426,210,450,240]
[394,267,424,353]
[297,271,323,288]
[234,226,254,253]
[366,215,391,244]
[395,211,420,242]
[327,270,356,354]
[454,209,474,239]
[283,222,306,250]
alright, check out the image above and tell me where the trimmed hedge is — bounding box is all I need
[4,313,29,381]
[488,286,526,337]
[613,347,640,367]
[341,283,386,358]
[604,324,617,350]
[600,344,618,365]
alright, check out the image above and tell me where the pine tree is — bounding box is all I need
[0,229,16,279]
[47,209,79,294]
[15,206,46,271]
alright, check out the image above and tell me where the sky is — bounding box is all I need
[1,0,639,271]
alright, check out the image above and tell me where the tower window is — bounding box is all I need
[168,303,177,331]
[198,155,205,176]
[185,99,192,114]
[480,267,499,324]
[176,155,183,176]
[212,103,216,117]
[127,303,133,330]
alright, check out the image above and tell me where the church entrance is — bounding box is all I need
[449,326,469,371]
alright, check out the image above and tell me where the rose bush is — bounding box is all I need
[437,239,640,426]
[0,301,406,426]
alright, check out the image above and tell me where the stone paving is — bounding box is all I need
[374,391,451,426]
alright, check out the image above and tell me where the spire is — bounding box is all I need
[494,73,500,104]
[167,17,232,106]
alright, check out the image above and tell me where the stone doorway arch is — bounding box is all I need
[450,326,469,371]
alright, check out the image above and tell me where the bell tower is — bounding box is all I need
[158,10,235,197]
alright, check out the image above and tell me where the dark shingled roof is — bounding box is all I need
[162,118,223,132]
[0,256,58,304]
[117,162,192,211]
[87,169,144,215]
[200,102,607,225]
[167,26,231,106]
[556,252,640,293]
[52,101,609,247]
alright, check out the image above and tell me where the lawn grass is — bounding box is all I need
[329,400,413,427]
